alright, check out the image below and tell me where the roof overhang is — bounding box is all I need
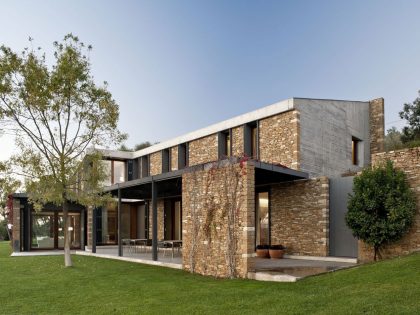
[104,160,308,199]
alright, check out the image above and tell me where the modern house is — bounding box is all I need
[11,97,387,278]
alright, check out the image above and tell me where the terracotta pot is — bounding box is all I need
[256,249,269,258]
[269,249,284,259]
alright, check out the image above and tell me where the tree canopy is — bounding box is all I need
[0,34,125,266]
[399,91,420,143]
[346,160,416,260]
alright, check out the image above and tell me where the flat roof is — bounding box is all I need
[97,97,369,160]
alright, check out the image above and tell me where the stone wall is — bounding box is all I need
[148,199,164,240]
[150,151,162,176]
[232,126,244,157]
[188,134,218,166]
[369,98,385,155]
[171,146,178,171]
[12,198,20,252]
[182,162,255,278]
[270,177,329,256]
[87,206,93,247]
[259,110,300,170]
[359,147,420,261]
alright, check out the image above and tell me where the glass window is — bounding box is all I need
[58,213,81,249]
[256,192,269,246]
[113,161,126,184]
[31,213,54,249]
[101,160,112,186]
[352,137,360,165]
[251,126,258,159]
[225,133,231,157]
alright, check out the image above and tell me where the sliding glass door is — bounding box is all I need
[31,211,82,250]
[256,192,270,246]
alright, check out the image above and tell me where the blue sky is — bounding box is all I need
[1,0,420,159]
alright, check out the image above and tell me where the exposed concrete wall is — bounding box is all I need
[295,99,370,178]
[270,177,329,256]
[359,148,420,262]
[182,162,255,278]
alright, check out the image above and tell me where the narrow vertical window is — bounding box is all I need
[352,137,360,165]
[219,130,231,159]
[225,132,231,157]
[251,125,257,159]
[256,192,269,247]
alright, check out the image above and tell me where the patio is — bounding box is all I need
[249,256,357,282]
[76,245,182,269]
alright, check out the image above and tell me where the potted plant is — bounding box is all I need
[255,245,270,258]
[269,244,285,259]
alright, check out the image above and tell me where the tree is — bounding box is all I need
[399,91,420,143]
[0,34,125,266]
[134,141,152,151]
[384,127,403,151]
[346,160,416,260]
[0,162,20,240]
[118,141,152,152]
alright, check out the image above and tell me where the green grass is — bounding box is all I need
[0,242,419,315]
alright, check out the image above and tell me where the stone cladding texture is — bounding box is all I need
[181,162,255,278]
[258,110,300,169]
[150,151,162,176]
[232,126,244,157]
[369,98,385,155]
[148,199,164,240]
[270,177,329,256]
[359,147,420,261]
[188,135,218,166]
[12,198,20,251]
[171,146,178,171]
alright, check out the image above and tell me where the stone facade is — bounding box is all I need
[149,151,162,176]
[12,198,20,252]
[182,162,255,278]
[270,177,329,256]
[358,147,420,261]
[369,98,385,155]
[87,206,93,247]
[148,199,164,240]
[188,134,218,166]
[170,146,178,171]
[232,126,244,157]
[259,110,300,169]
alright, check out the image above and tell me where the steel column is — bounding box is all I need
[118,186,122,257]
[92,207,97,253]
[152,180,158,261]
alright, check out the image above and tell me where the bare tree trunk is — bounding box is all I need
[63,200,73,267]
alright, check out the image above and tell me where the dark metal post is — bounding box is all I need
[152,180,158,261]
[92,207,97,253]
[118,186,122,257]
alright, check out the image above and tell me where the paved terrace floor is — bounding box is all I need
[249,256,357,282]
[12,249,357,282]
[76,246,183,269]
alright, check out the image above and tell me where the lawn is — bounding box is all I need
[0,242,419,315]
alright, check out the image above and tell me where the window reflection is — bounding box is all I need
[256,192,269,246]
[113,161,125,184]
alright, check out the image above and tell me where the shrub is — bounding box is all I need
[346,160,416,260]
